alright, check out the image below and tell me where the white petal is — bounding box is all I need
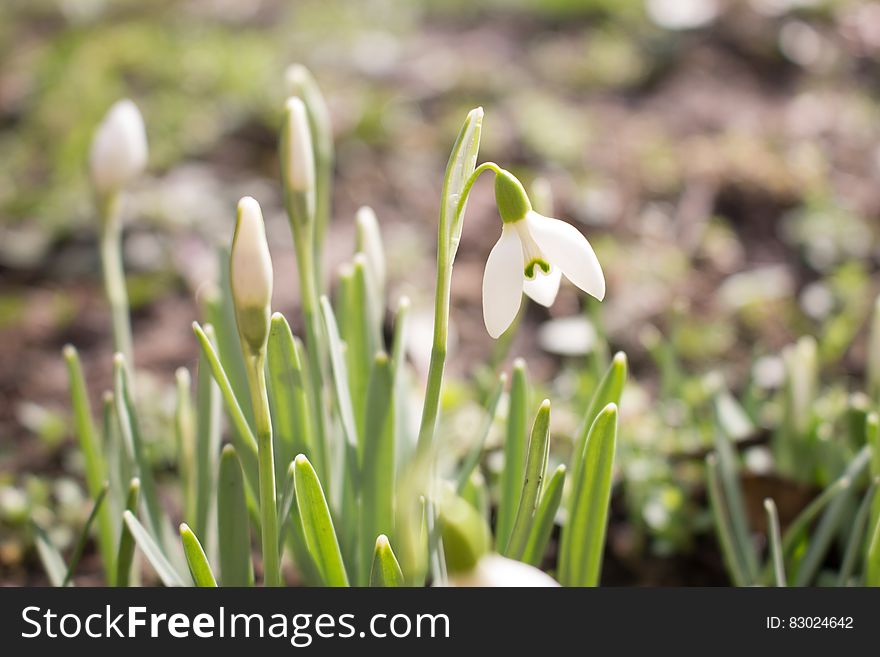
[526,212,605,300]
[523,266,561,307]
[482,226,524,338]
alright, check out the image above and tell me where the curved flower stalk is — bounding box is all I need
[482,169,605,338]
[89,99,148,366]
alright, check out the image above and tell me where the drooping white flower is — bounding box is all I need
[446,554,560,587]
[482,170,605,338]
[89,99,148,197]
[230,196,273,352]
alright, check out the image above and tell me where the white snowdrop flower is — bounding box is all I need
[89,99,148,197]
[230,196,273,352]
[446,554,560,587]
[281,96,315,194]
[482,169,605,338]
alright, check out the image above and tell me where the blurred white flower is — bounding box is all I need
[89,99,148,196]
[483,170,605,339]
[446,554,559,587]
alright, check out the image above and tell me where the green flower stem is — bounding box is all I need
[287,202,330,488]
[243,352,281,587]
[97,192,134,367]
[415,161,499,458]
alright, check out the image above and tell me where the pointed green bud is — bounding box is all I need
[494,168,532,225]
[438,490,491,574]
[230,196,273,354]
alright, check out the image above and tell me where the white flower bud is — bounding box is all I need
[89,99,148,197]
[446,554,560,587]
[230,196,273,352]
[281,97,315,194]
[356,205,386,297]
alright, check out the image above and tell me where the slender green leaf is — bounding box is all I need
[63,345,115,581]
[794,446,870,586]
[456,372,505,493]
[318,297,359,451]
[764,498,786,587]
[193,321,260,496]
[370,535,405,587]
[194,325,222,551]
[180,523,218,587]
[705,454,749,586]
[567,353,626,517]
[63,484,108,586]
[115,478,141,587]
[268,314,314,484]
[123,511,188,587]
[360,352,396,585]
[175,367,196,528]
[506,400,551,560]
[712,416,759,582]
[838,478,878,586]
[497,359,529,552]
[205,254,255,428]
[390,297,413,465]
[559,403,618,587]
[522,464,566,567]
[867,508,880,586]
[113,354,171,555]
[293,454,349,586]
[32,521,68,587]
[217,445,254,587]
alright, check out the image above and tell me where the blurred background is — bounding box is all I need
[2,0,880,585]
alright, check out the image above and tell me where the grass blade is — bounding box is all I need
[193,321,260,496]
[63,483,108,586]
[123,511,188,587]
[268,314,314,485]
[456,372,505,493]
[793,446,870,586]
[522,464,566,567]
[360,352,396,585]
[712,418,759,582]
[113,353,172,555]
[559,403,618,587]
[194,325,222,552]
[293,454,349,587]
[175,368,196,529]
[867,508,880,586]
[370,534,405,587]
[567,353,626,519]
[205,254,255,428]
[217,445,254,587]
[764,498,786,587]
[63,345,115,581]
[496,359,528,552]
[180,523,218,587]
[505,400,551,560]
[115,478,141,587]
[32,521,68,587]
[838,478,878,586]
[705,454,749,586]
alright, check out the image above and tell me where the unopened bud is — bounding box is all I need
[89,99,148,197]
[230,196,273,353]
[281,97,315,195]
